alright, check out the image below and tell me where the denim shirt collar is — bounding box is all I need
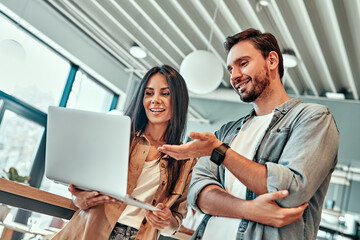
[274,98,302,115]
[242,98,302,124]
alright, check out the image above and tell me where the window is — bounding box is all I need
[0,11,120,239]
[66,69,114,112]
[0,110,44,177]
[0,14,70,113]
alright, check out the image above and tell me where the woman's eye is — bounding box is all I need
[162,92,170,96]
[145,91,153,96]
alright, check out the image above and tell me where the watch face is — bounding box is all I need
[211,150,222,165]
[210,143,229,165]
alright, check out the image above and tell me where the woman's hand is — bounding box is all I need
[68,184,121,210]
[144,203,172,230]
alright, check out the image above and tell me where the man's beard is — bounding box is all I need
[238,67,270,103]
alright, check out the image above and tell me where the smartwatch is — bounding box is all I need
[210,143,230,165]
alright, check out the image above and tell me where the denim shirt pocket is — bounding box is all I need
[257,127,290,164]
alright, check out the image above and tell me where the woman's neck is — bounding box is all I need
[144,122,168,145]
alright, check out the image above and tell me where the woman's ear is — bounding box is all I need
[267,51,279,71]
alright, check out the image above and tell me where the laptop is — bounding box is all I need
[45,106,162,212]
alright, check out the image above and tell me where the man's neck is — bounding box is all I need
[253,86,291,116]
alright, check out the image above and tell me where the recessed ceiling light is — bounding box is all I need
[259,0,270,6]
[256,0,270,12]
[325,92,345,100]
[130,43,147,59]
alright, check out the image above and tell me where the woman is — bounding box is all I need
[53,65,196,240]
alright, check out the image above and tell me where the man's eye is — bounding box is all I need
[241,61,248,67]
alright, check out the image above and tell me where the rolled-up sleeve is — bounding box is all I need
[266,108,339,207]
[187,121,239,213]
[187,155,224,213]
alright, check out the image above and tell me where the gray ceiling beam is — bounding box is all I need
[266,0,318,97]
[107,0,180,68]
[286,0,337,95]
[58,0,148,73]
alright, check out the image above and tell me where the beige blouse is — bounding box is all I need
[52,133,196,240]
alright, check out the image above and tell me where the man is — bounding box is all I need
[159,28,339,239]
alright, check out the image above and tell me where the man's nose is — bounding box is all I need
[231,68,243,85]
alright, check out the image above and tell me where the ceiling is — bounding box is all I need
[45,0,360,102]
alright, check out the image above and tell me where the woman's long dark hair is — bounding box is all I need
[124,65,189,194]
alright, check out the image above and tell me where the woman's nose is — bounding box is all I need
[151,94,160,104]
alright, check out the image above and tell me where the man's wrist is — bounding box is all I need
[210,143,230,165]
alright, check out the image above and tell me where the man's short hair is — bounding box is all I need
[224,28,284,79]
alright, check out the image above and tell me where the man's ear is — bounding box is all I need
[267,51,279,71]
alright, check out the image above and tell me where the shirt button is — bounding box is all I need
[142,219,147,225]
[161,163,166,168]
[162,181,166,186]
[152,199,156,205]
[277,128,281,132]
[143,151,146,154]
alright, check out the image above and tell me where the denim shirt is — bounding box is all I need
[188,98,339,240]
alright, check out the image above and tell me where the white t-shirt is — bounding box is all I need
[182,206,204,231]
[118,160,160,229]
[202,112,274,240]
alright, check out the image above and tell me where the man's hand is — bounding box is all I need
[158,132,222,160]
[144,203,172,230]
[68,184,121,210]
[245,190,308,228]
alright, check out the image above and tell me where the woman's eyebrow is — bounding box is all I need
[144,87,169,90]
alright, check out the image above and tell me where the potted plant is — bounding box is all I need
[2,167,30,183]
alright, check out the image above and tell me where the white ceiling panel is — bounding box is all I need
[46,0,360,101]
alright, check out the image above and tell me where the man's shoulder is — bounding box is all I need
[295,102,331,115]
[286,101,334,126]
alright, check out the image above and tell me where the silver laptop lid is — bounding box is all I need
[45,106,130,198]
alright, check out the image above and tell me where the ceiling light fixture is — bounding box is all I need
[282,49,298,68]
[129,43,147,59]
[325,92,345,100]
[0,39,27,65]
[259,0,270,6]
[179,1,223,94]
[256,0,270,12]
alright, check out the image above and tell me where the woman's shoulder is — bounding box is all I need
[181,157,197,171]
